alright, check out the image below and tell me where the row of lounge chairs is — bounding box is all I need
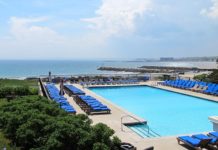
[79,79,140,86]
[45,84,76,114]
[64,84,111,115]
[163,79,218,96]
[75,95,111,115]
[64,84,85,96]
[177,132,218,150]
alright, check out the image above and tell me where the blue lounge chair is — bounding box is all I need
[45,84,76,114]
[77,95,111,114]
[64,84,85,95]
[203,85,216,94]
[177,136,211,149]
[192,134,217,146]
[209,132,218,138]
[211,86,218,95]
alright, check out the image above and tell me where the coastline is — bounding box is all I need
[0,60,217,78]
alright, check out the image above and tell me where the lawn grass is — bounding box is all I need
[0,79,38,89]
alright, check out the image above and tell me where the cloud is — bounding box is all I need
[201,0,218,19]
[83,0,152,37]
[0,16,112,59]
[9,17,61,43]
[1,0,218,59]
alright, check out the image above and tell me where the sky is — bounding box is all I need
[0,0,218,60]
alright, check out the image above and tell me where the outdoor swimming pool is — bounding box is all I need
[89,86,218,136]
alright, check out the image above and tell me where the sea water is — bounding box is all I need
[0,60,216,78]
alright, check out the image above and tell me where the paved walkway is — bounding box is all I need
[38,82,43,96]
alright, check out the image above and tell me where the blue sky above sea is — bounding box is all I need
[0,0,218,60]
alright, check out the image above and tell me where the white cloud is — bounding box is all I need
[0,16,112,59]
[0,1,154,59]
[9,17,61,43]
[83,0,152,37]
[201,0,218,19]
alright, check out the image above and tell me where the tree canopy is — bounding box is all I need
[0,96,121,150]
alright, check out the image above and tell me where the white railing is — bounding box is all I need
[121,115,160,138]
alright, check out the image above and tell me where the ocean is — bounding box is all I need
[0,60,216,78]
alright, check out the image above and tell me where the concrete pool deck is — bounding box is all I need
[55,81,218,150]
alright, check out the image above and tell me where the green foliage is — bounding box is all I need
[0,96,121,150]
[91,123,121,150]
[193,74,209,82]
[0,79,38,98]
[0,99,7,107]
[208,69,218,83]
[93,143,110,150]
[0,131,17,149]
[194,70,218,84]
[0,86,38,98]
[0,79,38,88]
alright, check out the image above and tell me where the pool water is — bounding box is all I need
[90,86,218,136]
[127,124,159,138]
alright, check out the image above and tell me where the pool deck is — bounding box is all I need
[55,82,218,150]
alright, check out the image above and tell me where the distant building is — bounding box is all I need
[160,57,174,61]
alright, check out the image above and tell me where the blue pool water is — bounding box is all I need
[90,86,218,136]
